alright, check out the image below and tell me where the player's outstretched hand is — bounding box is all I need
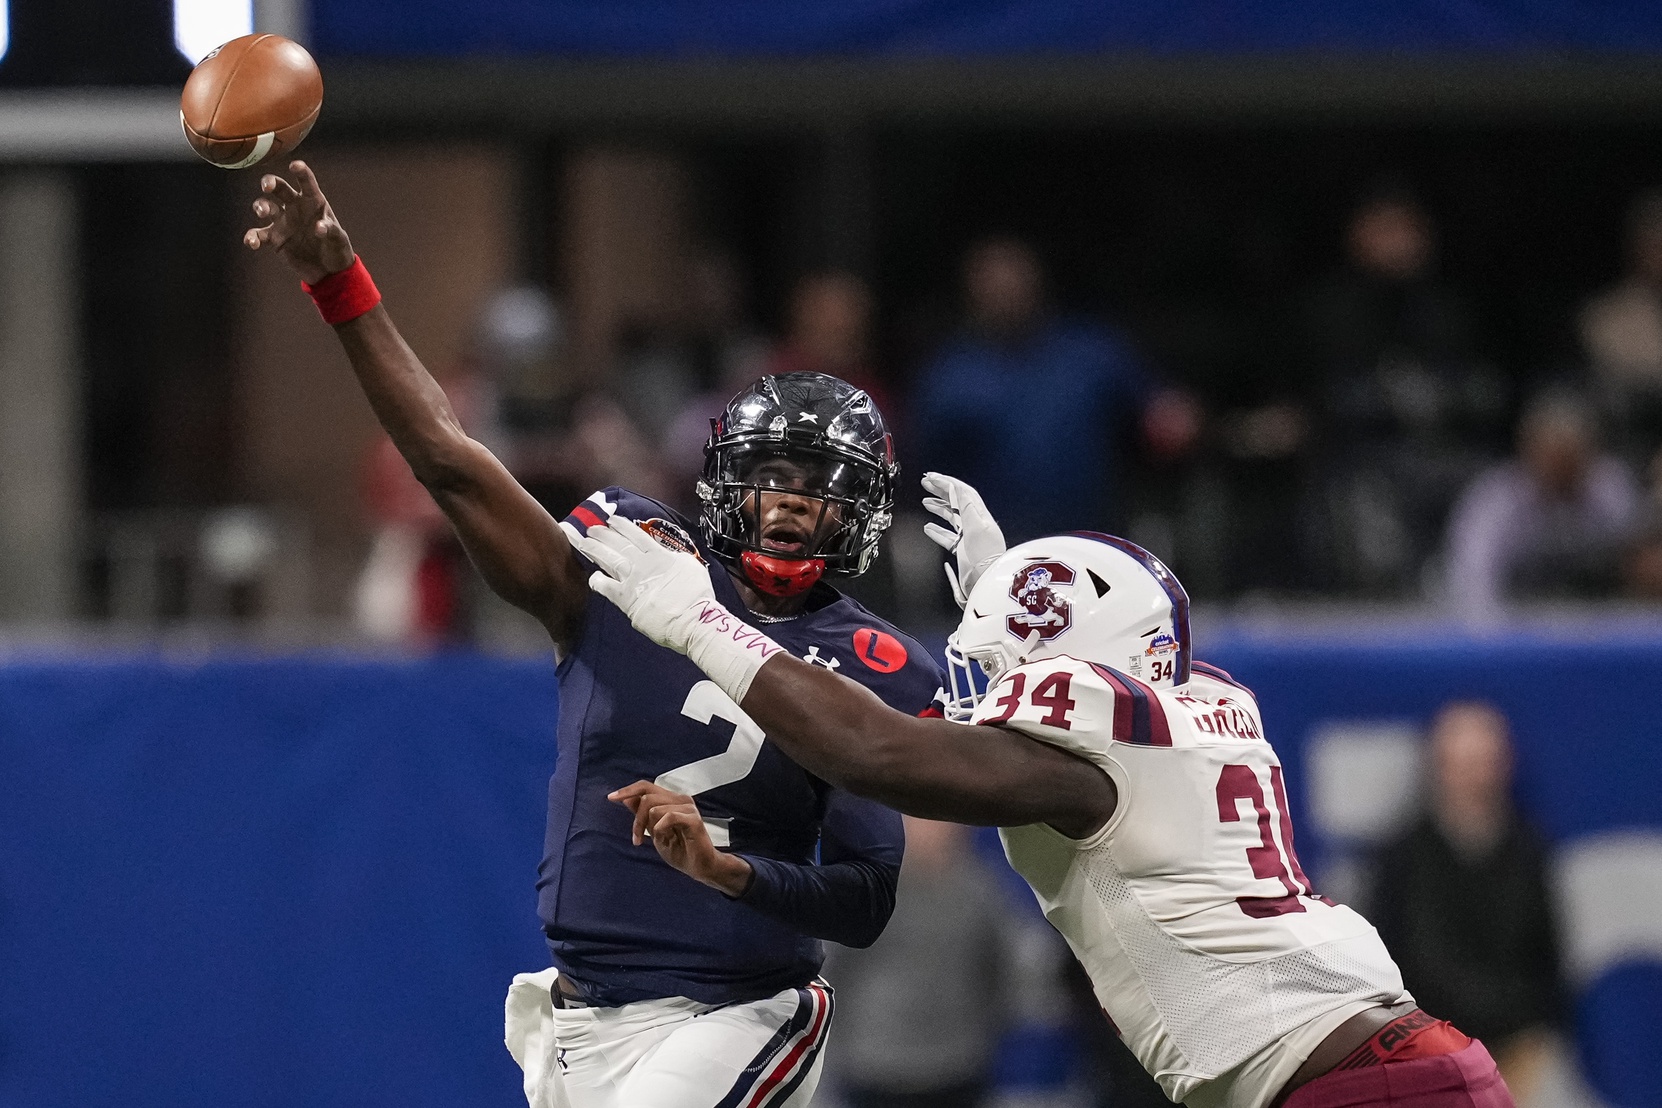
[242,160,355,285]
[608,780,753,897]
[921,471,1006,608]
[565,515,716,655]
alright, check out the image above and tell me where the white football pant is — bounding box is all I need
[506,968,833,1108]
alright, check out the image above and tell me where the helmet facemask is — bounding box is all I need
[699,372,898,596]
[700,443,892,589]
[943,628,1041,722]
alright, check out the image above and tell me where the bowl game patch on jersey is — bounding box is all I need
[640,517,705,563]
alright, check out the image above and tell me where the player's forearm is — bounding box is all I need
[742,656,1112,831]
[737,854,898,948]
[691,851,754,897]
[333,305,476,489]
[738,657,922,799]
[740,659,1021,823]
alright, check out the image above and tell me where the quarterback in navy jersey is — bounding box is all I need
[239,154,940,1108]
[547,482,940,1007]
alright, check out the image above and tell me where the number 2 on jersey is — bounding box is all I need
[655,680,767,847]
[1215,763,1325,918]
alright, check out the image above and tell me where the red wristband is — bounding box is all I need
[301,255,381,325]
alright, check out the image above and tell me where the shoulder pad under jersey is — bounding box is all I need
[970,655,1174,755]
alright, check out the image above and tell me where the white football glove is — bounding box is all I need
[921,472,1006,609]
[564,516,714,652]
[565,515,785,702]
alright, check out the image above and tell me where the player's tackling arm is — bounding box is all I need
[244,161,587,645]
[739,653,1114,837]
[573,516,1116,838]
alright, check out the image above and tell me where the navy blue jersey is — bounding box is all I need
[542,488,944,1006]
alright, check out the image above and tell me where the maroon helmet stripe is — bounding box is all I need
[1068,531,1191,685]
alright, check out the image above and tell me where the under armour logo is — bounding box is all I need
[796,412,820,424]
[556,1046,569,1073]
[804,646,840,670]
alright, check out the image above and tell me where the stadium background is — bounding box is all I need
[2,2,1661,1107]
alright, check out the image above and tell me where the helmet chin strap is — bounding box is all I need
[740,550,826,597]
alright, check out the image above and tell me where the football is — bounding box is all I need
[180,34,323,170]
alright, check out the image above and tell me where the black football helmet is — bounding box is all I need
[699,372,897,597]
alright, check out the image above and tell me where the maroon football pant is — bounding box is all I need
[1281,1040,1516,1108]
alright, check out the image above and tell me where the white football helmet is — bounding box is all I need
[943,531,1192,721]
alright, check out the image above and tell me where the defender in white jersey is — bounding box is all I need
[968,650,1401,1105]
[572,476,1515,1108]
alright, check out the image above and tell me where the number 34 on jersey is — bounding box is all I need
[972,655,1333,928]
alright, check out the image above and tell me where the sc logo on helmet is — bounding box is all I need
[1007,560,1074,642]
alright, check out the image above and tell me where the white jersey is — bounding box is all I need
[972,657,1407,1108]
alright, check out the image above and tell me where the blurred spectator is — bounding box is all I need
[1442,392,1640,620]
[507,254,762,518]
[476,285,570,436]
[352,284,619,645]
[755,271,913,621]
[767,272,894,419]
[558,393,678,505]
[1371,702,1563,1105]
[351,285,547,645]
[1622,448,1662,599]
[1303,187,1505,593]
[1306,187,1491,419]
[614,250,768,447]
[910,237,1197,542]
[824,817,1016,1108]
[652,251,772,502]
[1623,506,1662,600]
[354,435,473,644]
[1578,189,1662,452]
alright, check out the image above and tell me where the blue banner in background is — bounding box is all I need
[2,633,1660,1107]
[0,654,556,1108]
[310,0,1662,58]
[1205,627,1662,857]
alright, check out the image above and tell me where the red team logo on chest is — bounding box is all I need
[1007,560,1074,642]
[852,628,908,672]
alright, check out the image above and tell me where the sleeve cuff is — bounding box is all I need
[730,853,783,903]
